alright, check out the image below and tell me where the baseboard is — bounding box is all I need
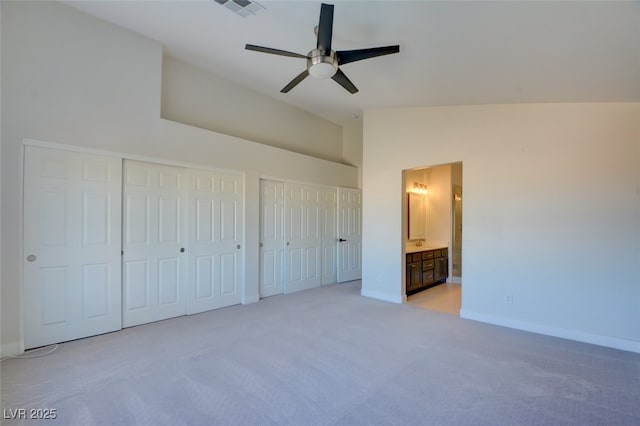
[450,276,462,284]
[0,340,24,359]
[360,289,403,304]
[460,309,640,354]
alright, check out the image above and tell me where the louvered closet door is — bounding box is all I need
[187,169,243,314]
[259,180,284,298]
[284,183,322,293]
[122,160,187,327]
[23,146,122,349]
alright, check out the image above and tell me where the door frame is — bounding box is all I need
[401,162,463,309]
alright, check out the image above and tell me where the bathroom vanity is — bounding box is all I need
[406,246,448,295]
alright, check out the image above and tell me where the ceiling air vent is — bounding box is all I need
[214,0,264,17]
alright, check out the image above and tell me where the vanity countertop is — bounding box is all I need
[405,244,447,254]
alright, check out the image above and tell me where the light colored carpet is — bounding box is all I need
[2,281,639,425]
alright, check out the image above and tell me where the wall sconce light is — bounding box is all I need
[409,182,428,195]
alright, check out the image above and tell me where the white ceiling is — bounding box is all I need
[64,0,640,126]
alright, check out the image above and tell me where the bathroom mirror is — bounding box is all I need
[408,192,426,240]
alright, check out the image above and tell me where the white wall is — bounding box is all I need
[0,1,357,355]
[342,122,363,187]
[362,103,640,352]
[0,0,3,357]
[424,165,452,248]
[161,56,344,163]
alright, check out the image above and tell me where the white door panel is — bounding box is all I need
[337,187,362,282]
[122,160,187,327]
[259,180,284,298]
[124,260,148,311]
[321,187,337,285]
[284,183,322,293]
[186,169,243,314]
[23,146,122,349]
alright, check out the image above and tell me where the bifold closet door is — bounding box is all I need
[187,169,243,314]
[122,160,187,327]
[284,183,322,293]
[259,180,284,298]
[337,187,362,283]
[23,146,122,349]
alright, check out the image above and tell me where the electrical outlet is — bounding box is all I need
[505,293,514,304]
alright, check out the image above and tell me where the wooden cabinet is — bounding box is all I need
[406,247,448,295]
[434,256,448,283]
[407,261,422,292]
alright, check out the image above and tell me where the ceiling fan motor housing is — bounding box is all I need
[307,49,338,79]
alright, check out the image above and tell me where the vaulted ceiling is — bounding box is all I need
[64,1,640,125]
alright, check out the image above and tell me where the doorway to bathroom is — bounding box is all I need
[402,162,463,315]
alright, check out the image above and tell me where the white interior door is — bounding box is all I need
[187,169,243,314]
[259,179,284,298]
[122,160,187,327]
[337,187,362,283]
[321,187,337,285]
[284,183,322,293]
[23,146,122,349]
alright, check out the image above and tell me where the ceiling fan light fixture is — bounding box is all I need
[307,49,338,79]
[244,3,399,93]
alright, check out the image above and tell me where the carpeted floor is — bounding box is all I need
[1,281,639,425]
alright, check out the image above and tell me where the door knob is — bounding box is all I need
[338,238,347,242]
[27,254,37,262]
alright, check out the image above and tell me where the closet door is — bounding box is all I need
[122,160,187,327]
[321,187,337,285]
[337,187,362,282]
[23,146,122,349]
[187,169,243,314]
[259,180,284,298]
[284,183,322,293]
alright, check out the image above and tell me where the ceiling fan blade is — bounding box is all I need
[245,44,307,59]
[316,3,334,53]
[281,70,310,93]
[337,45,400,65]
[331,68,358,94]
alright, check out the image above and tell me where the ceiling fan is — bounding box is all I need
[245,3,399,94]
